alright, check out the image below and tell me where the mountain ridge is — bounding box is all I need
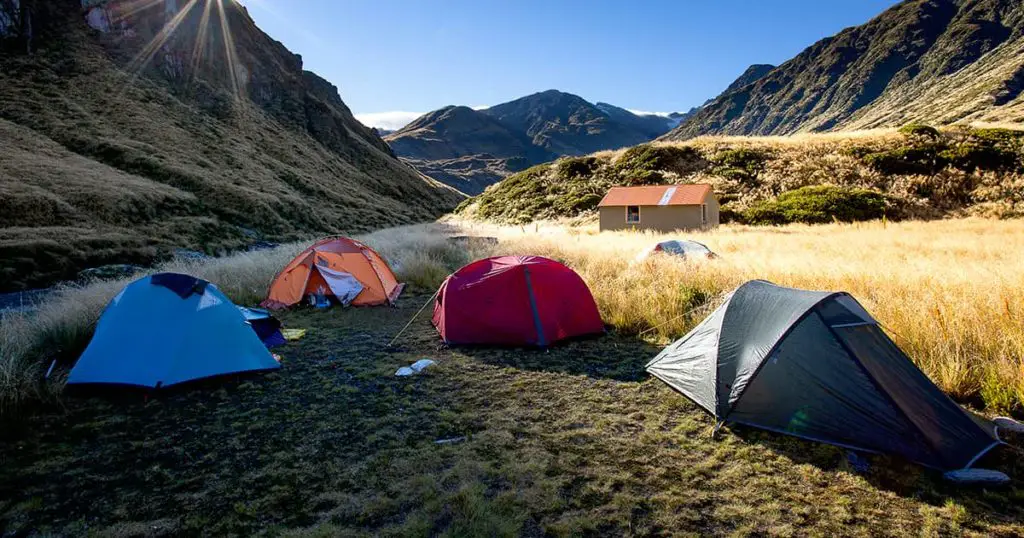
[385,90,687,194]
[663,0,1024,140]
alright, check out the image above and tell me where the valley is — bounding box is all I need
[2,218,1023,535]
[2,0,1024,534]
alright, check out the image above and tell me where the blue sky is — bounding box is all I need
[238,0,901,130]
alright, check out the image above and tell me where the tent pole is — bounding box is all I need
[386,288,441,348]
[639,294,722,338]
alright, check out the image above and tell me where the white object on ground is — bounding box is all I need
[434,436,466,445]
[943,468,1010,485]
[395,367,415,376]
[410,359,436,372]
[994,416,1024,434]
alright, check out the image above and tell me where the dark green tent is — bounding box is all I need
[647,280,1001,471]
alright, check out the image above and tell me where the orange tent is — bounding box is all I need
[261,237,404,309]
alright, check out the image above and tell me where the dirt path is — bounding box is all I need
[1,296,1021,536]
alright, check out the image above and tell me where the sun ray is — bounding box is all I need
[106,0,164,25]
[189,0,215,79]
[215,0,242,99]
[123,0,199,76]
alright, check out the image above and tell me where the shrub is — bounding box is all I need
[862,147,947,175]
[718,204,743,224]
[743,185,888,225]
[624,169,665,185]
[939,143,1019,172]
[453,197,475,214]
[968,127,1024,147]
[555,156,600,181]
[710,148,769,183]
[615,144,701,177]
[898,122,941,141]
[555,192,603,215]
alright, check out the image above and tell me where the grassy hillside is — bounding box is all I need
[0,0,460,291]
[458,125,1024,224]
[666,0,1024,139]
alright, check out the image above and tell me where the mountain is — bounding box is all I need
[384,106,556,194]
[0,0,460,291]
[480,90,660,156]
[664,0,1024,140]
[594,102,677,138]
[386,90,677,194]
[720,64,776,95]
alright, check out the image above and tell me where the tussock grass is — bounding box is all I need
[458,218,1024,412]
[3,218,1023,415]
[0,227,473,415]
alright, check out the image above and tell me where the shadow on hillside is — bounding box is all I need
[727,423,1024,518]
[453,332,659,382]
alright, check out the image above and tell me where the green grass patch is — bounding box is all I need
[1,296,1021,535]
[742,185,889,225]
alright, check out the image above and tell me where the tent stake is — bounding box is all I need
[387,288,441,348]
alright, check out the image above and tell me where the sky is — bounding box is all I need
[238,0,902,130]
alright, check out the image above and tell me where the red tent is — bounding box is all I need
[432,256,604,346]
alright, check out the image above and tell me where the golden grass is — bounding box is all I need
[447,217,1024,412]
[3,218,1022,414]
[673,127,903,147]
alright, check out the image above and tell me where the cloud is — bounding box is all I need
[626,109,673,117]
[354,111,424,131]
[470,104,490,110]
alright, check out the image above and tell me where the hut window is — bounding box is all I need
[701,204,707,224]
[626,206,640,223]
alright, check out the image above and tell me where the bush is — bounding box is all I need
[862,147,947,175]
[898,122,941,141]
[614,144,701,177]
[938,143,1019,172]
[555,156,600,180]
[624,169,665,185]
[554,192,603,214]
[743,185,889,225]
[710,148,769,183]
[968,127,1024,147]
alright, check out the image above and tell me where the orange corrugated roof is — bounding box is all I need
[597,184,711,207]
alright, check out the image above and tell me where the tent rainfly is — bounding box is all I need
[68,273,280,389]
[261,237,403,309]
[637,239,716,262]
[646,280,1002,472]
[432,255,604,347]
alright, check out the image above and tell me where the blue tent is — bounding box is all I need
[238,306,287,348]
[68,273,280,388]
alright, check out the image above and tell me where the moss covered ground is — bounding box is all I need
[2,297,1022,536]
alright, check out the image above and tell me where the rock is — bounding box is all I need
[247,240,279,252]
[173,248,209,261]
[78,264,143,282]
[943,468,1010,485]
[434,436,466,445]
[395,367,415,377]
